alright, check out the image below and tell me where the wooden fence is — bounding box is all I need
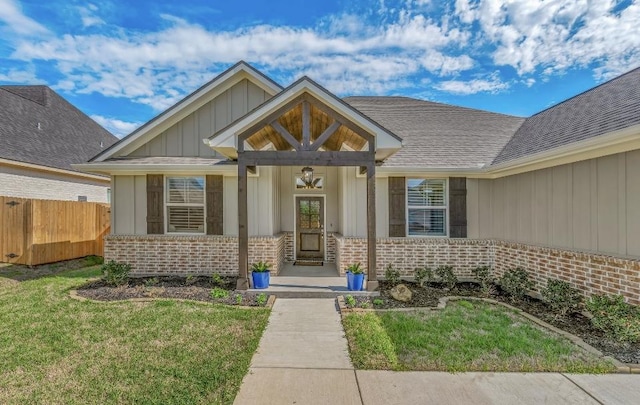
[0,196,110,266]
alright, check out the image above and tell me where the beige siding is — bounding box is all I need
[376,177,389,238]
[339,168,367,237]
[112,175,146,235]
[0,165,110,203]
[223,176,238,235]
[128,79,270,158]
[474,150,640,257]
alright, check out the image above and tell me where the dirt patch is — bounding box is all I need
[344,281,640,364]
[76,276,270,307]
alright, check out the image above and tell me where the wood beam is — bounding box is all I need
[247,166,256,175]
[310,121,341,151]
[237,95,305,143]
[270,121,301,150]
[239,150,373,167]
[366,161,378,291]
[302,101,311,149]
[237,161,249,290]
[305,96,375,143]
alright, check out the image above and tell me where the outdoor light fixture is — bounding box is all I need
[301,166,314,187]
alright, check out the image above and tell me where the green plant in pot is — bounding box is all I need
[346,262,365,291]
[251,261,271,289]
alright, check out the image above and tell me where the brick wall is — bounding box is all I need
[494,241,640,305]
[105,234,286,276]
[335,236,640,304]
[284,232,294,262]
[334,235,493,277]
[326,232,336,263]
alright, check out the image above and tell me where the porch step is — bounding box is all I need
[247,276,380,298]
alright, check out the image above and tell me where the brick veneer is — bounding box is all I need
[494,242,640,305]
[334,235,640,305]
[105,234,286,276]
[334,235,493,277]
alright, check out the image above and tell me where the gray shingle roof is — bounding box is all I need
[493,67,640,165]
[344,96,525,168]
[0,85,117,172]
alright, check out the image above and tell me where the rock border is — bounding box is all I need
[69,289,277,310]
[336,295,640,373]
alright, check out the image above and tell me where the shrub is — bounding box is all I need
[210,273,223,286]
[472,266,495,296]
[414,267,433,288]
[235,294,243,305]
[256,293,268,306]
[384,264,401,285]
[211,287,229,299]
[499,268,533,300]
[435,266,458,290]
[541,279,583,316]
[345,294,356,308]
[144,277,159,288]
[586,294,640,343]
[101,260,131,286]
[372,298,384,306]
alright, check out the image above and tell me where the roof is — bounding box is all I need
[345,96,525,168]
[0,85,117,172]
[493,67,640,165]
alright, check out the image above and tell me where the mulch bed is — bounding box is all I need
[347,281,640,364]
[76,276,270,307]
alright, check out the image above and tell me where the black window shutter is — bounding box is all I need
[146,174,164,234]
[388,177,406,237]
[206,175,224,235]
[449,177,467,238]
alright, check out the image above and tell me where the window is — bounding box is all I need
[407,179,447,236]
[166,177,205,233]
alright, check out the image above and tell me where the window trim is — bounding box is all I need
[405,178,449,238]
[164,175,207,235]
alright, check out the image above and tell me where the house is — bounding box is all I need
[76,62,640,303]
[0,85,118,202]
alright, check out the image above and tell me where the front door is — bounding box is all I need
[295,196,324,260]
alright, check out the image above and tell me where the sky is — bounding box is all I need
[0,0,639,138]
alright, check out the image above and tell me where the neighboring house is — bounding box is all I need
[0,85,118,202]
[77,62,640,303]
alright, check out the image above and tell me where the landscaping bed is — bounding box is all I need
[344,280,640,364]
[77,276,271,307]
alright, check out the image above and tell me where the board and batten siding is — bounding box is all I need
[113,170,278,236]
[338,167,388,238]
[128,79,271,158]
[468,149,640,258]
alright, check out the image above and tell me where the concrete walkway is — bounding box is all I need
[234,298,640,405]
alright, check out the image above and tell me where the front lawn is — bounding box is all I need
[0,266,269,404]
[343,300,614,373]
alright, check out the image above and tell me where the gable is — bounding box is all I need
[126,79,272,158]
[91,61,282,162]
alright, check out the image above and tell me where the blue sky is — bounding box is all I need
[0,0,639,137]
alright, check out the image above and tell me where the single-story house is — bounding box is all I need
[0,85,117,202]
[77,62,640,303]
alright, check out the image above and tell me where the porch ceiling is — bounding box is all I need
[245,103,368,152]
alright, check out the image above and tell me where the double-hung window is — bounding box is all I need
[407,179,447,236]
[166,177,205,233]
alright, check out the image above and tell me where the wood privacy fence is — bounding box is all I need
[0,196,110,266]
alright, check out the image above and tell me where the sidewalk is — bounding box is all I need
[234,298,640,405]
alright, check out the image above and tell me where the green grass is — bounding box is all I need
[343,300,615,373]
[0,266,270,404]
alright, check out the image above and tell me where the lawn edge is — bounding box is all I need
[69,289,277,309]
[337,294,639,373]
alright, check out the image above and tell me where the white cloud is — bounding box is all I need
[91,114,141,138]
[435,73,510,95]
[0,0,49,35]
[78,4,105,28]
[0,66,41,83]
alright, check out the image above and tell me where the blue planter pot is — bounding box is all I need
[251,271,270,289]
[346,271,365,291]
